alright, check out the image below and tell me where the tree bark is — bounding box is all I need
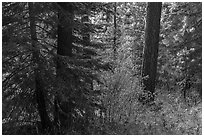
[28,2,51,133]
[113,2,117,61]
[57,2,73,57]
[54,2,74,131]
[141,2,162,99]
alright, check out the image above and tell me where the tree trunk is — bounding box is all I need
[28,2,51,133]
[182,16,191,102]
[81,14,93,90]
[54,2,74,131]
[113,2,117,61]
[57,2,73,57]
[141,2,162,101]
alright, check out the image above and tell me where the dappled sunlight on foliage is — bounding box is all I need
[2,2,201,135]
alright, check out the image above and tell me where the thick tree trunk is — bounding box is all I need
[57,2,73,57]
[54,2,74,131]
[35,75,52,131]
[28,2,51,133]
[141,2,162,100]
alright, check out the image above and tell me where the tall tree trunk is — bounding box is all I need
[141,2,162,101]
[81,13,93,132]
[182,16,190,102]
[113,2,117,61]
[28,2,51,133]
[54,2,74,131]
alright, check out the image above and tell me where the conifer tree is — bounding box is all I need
[141,2,162,102]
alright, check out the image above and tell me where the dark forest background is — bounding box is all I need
[2,2,202,135]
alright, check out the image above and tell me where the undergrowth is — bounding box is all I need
[96,69,202,135]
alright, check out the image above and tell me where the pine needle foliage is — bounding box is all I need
[2,2,112,134]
